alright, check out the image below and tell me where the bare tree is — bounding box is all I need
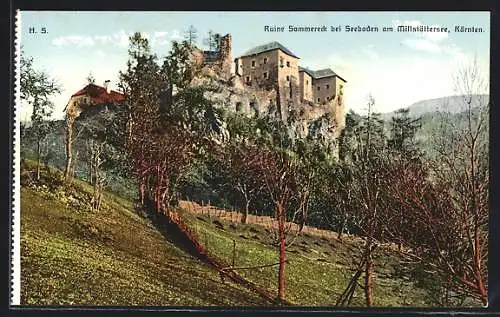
[204,30,221,51]
[428,58,488,305]
[336,95,389,307]
[250,145,299,301]
[184,25,198,47]
[87,139,107,212]
[385,58,489,306]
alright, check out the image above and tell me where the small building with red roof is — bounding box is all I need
[64,81,126,118]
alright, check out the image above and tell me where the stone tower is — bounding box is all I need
[219,34,232,76]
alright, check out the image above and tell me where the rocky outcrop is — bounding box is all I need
[191,72,344,157]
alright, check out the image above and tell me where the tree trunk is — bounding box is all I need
[35,139,42,180]
[241,199,249,224]
[338,216,347,241]
[277,201,286,301]
[474,225,487,306]
[94,171,99,211]
[140,179,146,205]
[88,155,93,184]
[64,117,74,180]
[155,166,162,213]
[364,244,373,307]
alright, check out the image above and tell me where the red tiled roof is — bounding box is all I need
[71,83,125,105]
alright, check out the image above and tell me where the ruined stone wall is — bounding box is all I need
[219,34,232,75]
[276,51,300,121]
[334,78,346,130]
[191,34,232,79]
[299,71,313,102]
[192,73,276,118]
[193,35,346,152]
[277,50,299,85]
[234,58,243,76]
[191,48,205,68]
[277,75,301,121]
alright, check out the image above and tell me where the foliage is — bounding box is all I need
[18,30,489,307]
[119,33,223,212]
[21,161,436,306]
[204,30,221,51]
[388,108,422,159]
[386,61,489,305]
[184,25,198,47]
[20,50,62,179]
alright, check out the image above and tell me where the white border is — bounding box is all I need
[12,9,22,306]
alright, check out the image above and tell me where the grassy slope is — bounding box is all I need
[20,165,267,306]
[181,212,430,307]
[20,162,430,307]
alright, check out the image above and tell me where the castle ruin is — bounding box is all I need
[192,34,233,79]
[192,34,347,141]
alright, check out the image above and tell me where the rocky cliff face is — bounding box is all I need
[191,71,344,156]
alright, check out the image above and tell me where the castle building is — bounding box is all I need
[299,67,346,105]
[234,42,300,91]
[234,41,346,105]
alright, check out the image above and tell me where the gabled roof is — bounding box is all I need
[313,68,338,79]
[299,66,347,83]
[298,66,315,78]
[240,41,300,59]
[70,83,126,106]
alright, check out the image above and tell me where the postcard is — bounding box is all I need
[12,11,490,308]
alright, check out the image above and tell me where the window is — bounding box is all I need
[280,57,284,67]
[251,60,256,67]
[306,80,309,85]
[326,84,330,89]
[317,86,320,91]
[286,61,290,67]
[317,98,320,102]
[263,72,268,79]
[246,76,251,83]
[263,57,268,64]
[286,75,290,81]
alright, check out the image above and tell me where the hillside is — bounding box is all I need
[20,161,267,305]
[373,95,489,157]
[380,94,489,120]
[20,160,437,306]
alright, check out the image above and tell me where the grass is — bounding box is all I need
[182,212,431,307]
[20,159,432,307]
[20,162,268,306]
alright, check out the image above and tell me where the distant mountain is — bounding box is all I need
[381,94,489,119]
[378,95,489,158]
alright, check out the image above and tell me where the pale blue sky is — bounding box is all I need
[18,11,490,120]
